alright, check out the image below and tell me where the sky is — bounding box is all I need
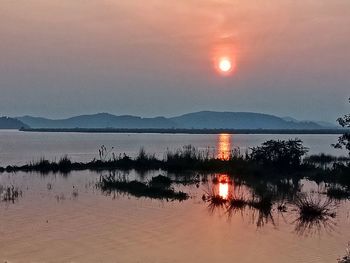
[0,0,349,122]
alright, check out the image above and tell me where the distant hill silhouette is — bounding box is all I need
[282,116,337,128]
[18,113,177,129]
[170,111,323,129]
[16,111,332,130]
[0,117,29,129]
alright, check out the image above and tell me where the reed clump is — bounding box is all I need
[293,195,337,235]
[0,185,22,203]
[203,190,228,214]
[295,196,336,220]
[226,195,249,216]
[98,174,188,201]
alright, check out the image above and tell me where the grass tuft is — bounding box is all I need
[0,185,22,203]
[98,173,188,201]
[294,195,337,235]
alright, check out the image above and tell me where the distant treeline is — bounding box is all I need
[20,127,347,134]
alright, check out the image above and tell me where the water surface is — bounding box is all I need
[0,170,349,263]
[0,130,346,166]
[0,130,349,262]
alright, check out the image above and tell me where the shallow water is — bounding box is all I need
[0,170,349,263]
[0,131,349,262]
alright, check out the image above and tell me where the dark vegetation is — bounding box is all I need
[1,139,349,187]
[202,178,338,233]
[0,185,22,203]
[334,98,350,156]
[304,153,349,164]
[98,173,188,201]
[227,195,249,215]
[293,195,337,235]
[249,139,308,168]
[203,188,228,213]
[304,154,350,171]
[326,186,350,200]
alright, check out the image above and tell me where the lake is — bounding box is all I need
[0,130,347,166]
[0,130,349,262]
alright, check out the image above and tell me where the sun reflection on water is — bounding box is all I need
[217,133,232,160]
[219,182,229,199]
[215,174,233,200]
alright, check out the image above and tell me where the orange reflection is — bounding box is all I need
[217,134,232,160]
[215,174,233,200]
[219,182,229,199]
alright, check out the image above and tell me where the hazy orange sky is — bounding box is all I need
[0,0,349,121]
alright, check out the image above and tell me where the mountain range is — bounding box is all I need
[9,111,337,130]
[0,117,29,129]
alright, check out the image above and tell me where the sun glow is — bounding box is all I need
[219,58,232,72]
[215,56,236,76]
[212,42,237,76]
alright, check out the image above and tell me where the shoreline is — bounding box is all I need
[19,128,348,135]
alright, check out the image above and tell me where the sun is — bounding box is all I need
[212,42,237,76]
[219,58,232,72]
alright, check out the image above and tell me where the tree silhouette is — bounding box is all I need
[334,98,350,155]
[249,139,308,167]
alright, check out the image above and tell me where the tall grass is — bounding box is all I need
[1,142,349,188]
[293,195,337,235]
